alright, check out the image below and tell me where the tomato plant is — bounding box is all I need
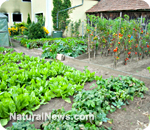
[86,14,150,67]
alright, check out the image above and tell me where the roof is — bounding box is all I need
[86,0,150,13]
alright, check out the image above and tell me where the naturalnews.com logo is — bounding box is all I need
[9,112,95,121]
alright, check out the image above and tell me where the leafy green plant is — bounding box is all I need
[74,19,81,37]
[28,22,46,39]
[7,119,39,130]
[36,15,45,26]
[41,38,86,58]
[42,75,147,130]
[0,47,14,53]
[0,49,95,126]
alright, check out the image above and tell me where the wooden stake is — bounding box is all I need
[101,13,103,19]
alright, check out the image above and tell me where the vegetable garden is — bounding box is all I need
[3,12,150,129]
[86,14,150,67]
[0,47,149,130]
[15,37,87,59]
[0,47,95,126]
[11,14,150,69]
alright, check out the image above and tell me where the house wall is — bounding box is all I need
[69,0,97,21]
[32,0,98,36]
[0,0,98,36]
[31,0,53,35]
[31,0,46,22]
[0,0,31,27]
[65,0,98,36]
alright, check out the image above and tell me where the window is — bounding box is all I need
[4,13,9,22]
[36,13,43,17]
[22,0,31,2]
[35,13,43,23]
[13,14,22,22]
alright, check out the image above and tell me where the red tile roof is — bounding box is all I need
[86,0,150,13]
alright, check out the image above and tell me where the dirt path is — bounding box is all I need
[77,52,150,78]
[5,41,150,130]
[11,40,43,57]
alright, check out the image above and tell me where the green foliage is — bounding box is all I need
[0,48,95,126]
[41,37,86,58]
[42,75,148,130]
[22,24,30,36]
[86,14,150,66]
[148,67,150,73]
[18,37,86,49]
[7,119,39,130]
[16,37,86,57]
[70,19,81,37]
[52,0,71,31]
[27,13,31,25]
[70,21,75,37]
[42,107,102,130]
[0,47,14,53]
[74,19,81,37]
[28,22,46,39]
[36,15,45,26]
[14,22,26,28]
[9,22,28,36]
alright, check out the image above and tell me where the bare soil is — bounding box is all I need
[78,52,150,78]
[62,60,150,130]
[5,41,150,130]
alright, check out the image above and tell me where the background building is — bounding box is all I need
[0,0,98,35]
[0,0,31,27]
[1,0,149,36]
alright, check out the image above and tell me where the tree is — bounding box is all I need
[27,13,31,24]
[52,0,71,32]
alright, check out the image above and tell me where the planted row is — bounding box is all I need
[86,14,150,66]
[0,48,95,126]
[42,75,148,130]
[13,37,87,58]
[41,38,86,58]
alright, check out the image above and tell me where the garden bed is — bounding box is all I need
[2,45,150,130]
[6,13,150,129]
[12,37,87,59]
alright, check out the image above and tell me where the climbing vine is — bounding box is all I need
[52,0,71,32]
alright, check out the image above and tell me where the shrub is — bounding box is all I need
[8,27,19,36]
[9,22,28,36]
[36,15,45,26]
[28,22,46,39]
[27,13,31,25]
